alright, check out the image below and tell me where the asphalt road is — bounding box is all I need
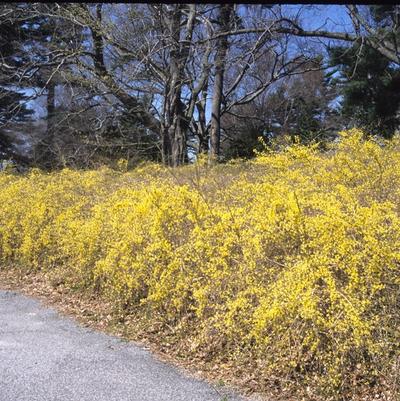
[0,290,245,401]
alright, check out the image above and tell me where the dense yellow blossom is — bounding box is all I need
[0,129,399,398]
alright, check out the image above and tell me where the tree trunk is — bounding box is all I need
[170,116,184,167]
[159,4,197,166]
[209,4,233,163]
[161,124,172,165]
[47,80,55,138]
[37,80,56,168]
[197,85,209,155]
[162,5,185,166]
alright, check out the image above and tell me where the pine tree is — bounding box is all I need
[0,4,37,160]
[328,6,400,138]
[0,5,35,124]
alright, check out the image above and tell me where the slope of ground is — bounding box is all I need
[0,129,399,400]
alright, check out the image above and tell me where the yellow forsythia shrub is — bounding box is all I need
[0,129,399,399]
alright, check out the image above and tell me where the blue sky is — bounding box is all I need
[310,5,352,31]
[287,5,352,32]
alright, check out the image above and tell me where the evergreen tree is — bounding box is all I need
[0,5,35,124]
[0,4,36,160]
[328,6,400,138]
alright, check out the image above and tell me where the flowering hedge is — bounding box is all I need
[1,129,399,398]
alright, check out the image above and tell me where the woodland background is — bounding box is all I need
[1,4,400,169]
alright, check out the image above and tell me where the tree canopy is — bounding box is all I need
[1,4,399,168]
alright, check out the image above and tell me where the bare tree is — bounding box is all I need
[209,4,234,162]
[2,4,340,167]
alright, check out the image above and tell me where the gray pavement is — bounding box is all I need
[0,290,245,401]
